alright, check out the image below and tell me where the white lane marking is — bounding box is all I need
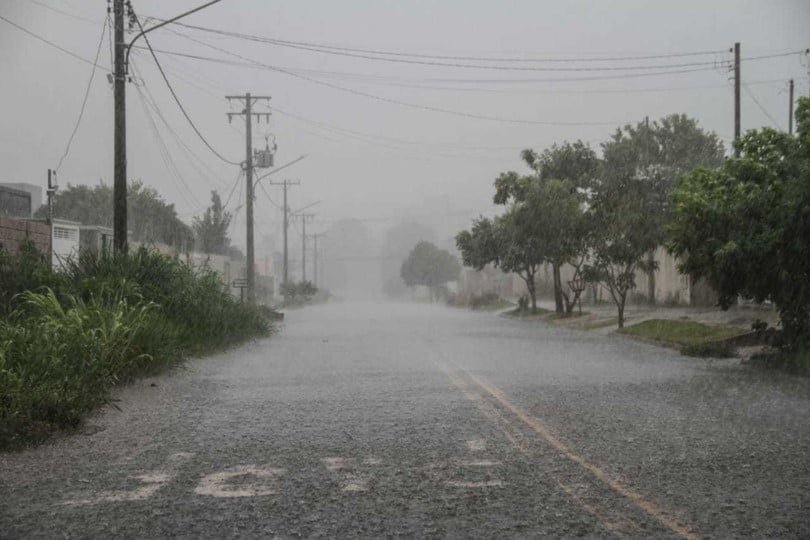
[466,439,486,451]
[460,460,501,467]
[194,465,285,498]
[64,452,194,506]
[322,457,373,493]
[446,480,505,488]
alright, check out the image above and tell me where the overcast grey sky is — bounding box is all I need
[1,0,808,250]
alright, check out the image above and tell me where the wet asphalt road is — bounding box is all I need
[2,301,809,538]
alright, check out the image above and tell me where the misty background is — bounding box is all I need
[1,0,808,297]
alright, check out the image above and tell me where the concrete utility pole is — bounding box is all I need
[113,0,224,254]
[267,179,300,284]
[310,233,326,288]
[227,94,271,304]
[46,169,57,224]
[299,213,314,282]
[789,79,794,135]
[734,42,741,156]
[113,0,127,252]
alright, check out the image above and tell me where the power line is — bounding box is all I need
[24,0,101,24]
[222,169,244,209]
[162,20,728,64]
[130,55,230,191]
[130,11,240,165]
[0,13,98,66]
[149,35,638,126]
[55,16,108,171]
[742,83,782,129]
[131,60,202,209]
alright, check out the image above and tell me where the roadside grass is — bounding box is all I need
[503,307,552,320]
[0,246,273,451]
[618,319,745,358]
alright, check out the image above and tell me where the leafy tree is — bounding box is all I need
[37,181,193,249]
[380,221,436,298]
[497,141,598,313]
[456,207,545,311]
[584,173,659,328]
[400,241,461,300]
[601,115,725,302]
[668,97,810,349]
[193,191,232,255]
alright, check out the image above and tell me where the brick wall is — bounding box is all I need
[0,217,50,256]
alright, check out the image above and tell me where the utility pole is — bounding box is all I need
[46,169,57,224]
[113,0,127,252]
[299,213,314,282]
[734,42,741,156]
[113,0,224,254]
[227,94,271,303]
[789,79,794,135]
[310,233,326,288]
[267,179,299,285]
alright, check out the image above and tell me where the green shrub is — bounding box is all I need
[0,247,272,449]
[0,289,180,448]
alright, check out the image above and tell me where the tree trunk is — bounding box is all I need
[526,273,537,312]
[552,263,564,314]
[617,295,626,329]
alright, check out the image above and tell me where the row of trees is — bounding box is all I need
[457,113,726,327]
[39,183,235,256]
[457,99,810,350]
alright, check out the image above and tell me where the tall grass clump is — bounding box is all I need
[1,247,272,449]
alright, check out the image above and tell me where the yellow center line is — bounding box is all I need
[455,364,698,540]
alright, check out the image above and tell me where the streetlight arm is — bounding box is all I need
[125,0,223,71]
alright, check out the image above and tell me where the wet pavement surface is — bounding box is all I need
[2,302,809,538]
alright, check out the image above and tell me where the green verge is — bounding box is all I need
[0,245,274,450]
[618,319,745,358]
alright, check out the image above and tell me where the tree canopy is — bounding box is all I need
[668,97,810,348]
[38,180,193,249]
[400,241,461,298]
[193,191,232,255]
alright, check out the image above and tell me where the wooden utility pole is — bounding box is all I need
[299,213,314,282]
[227,93,271,303]
[113,0,127,252]
[46,169,57,224]
[114,0,224,254]
[734,42,741,156]
[310,233,325,288]
[267,179,299,285]
[789,79,794,135]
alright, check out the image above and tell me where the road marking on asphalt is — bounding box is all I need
[441,362,698,540]
[194,465,285,498]
[446,480,505,488]
[64,452,194,506]
[466,439,487,451]
[322,457,373,492]
[460,459,501,467]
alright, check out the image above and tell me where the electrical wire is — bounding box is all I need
[0,13,98,66]
[148,35,637,126]
[742,84,782,129]
[131,61,202,209]
[24,0,101,24]
[130,54,231,190]
[130,11,240,165]
[162,20,728,64]
[55,16,108,171]
[222,169,244,209]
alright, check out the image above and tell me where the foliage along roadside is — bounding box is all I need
[0,245,273,450]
